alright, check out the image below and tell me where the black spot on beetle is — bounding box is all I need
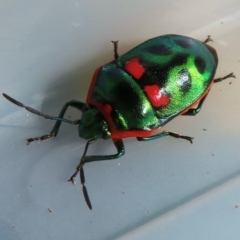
[111,81,149,130]
[140,53,189,88]
[174,39,192,48]
[195,56,206,74]
[115,82,141,108]
[147,44,172,55]
[173,54,189,66]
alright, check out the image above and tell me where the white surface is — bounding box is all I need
[1,1,240,240]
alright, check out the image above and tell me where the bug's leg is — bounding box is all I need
[213,72,235,83]
[183,73,235,116]
[137,131,193,144]
[26,100,88,144]
[27,100,88,143]
[111,40,119,60]
[69,138,124,183]
[68,139,96,184]
[68,138,124,209]
[80,167,92,210]
[204,35,213,43]
[182,94,208,116]
[68,139,95,210]
[2,94,88,144]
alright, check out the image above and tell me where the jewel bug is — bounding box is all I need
[3,34,235,210]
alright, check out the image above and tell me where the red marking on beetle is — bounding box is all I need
[87,69,160,139]
[144,85,170,107]
[103,104,112,114]
[124,57,145,80]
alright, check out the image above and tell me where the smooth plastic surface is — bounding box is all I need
[1,1,240,240]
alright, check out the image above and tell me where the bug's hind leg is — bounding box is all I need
[213,72,235,83]
[204,35,213,43]
[182,94,208,116]
[111,40,119,59]
[182,73,235,116]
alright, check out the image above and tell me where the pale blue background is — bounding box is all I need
[1,1,240,239]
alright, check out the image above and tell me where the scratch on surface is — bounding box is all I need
[68,144,85,152]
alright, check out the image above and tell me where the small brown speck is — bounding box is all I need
[229,81,232,85]
[203,128,207,131]
[47,208,52,213]
[235,205,238,209]
[120,190,125,194]
[212,154,214,156]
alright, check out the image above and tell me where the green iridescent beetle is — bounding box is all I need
[3,34,235,209]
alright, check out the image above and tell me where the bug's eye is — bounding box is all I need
[102,129,111,140]
[177,69,191,93]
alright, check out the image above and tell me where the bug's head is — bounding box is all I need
[78,107,111,140]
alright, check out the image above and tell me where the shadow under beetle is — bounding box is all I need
[3,34,235,210]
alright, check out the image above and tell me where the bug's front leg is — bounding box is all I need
[69,138,125,183]
[2,94,88,144]
[68,138,124,210]
[26,100,88,144]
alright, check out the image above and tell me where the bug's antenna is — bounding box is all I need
[2,93,80,125]
[68,139,96,210]
[80,168,92,210]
